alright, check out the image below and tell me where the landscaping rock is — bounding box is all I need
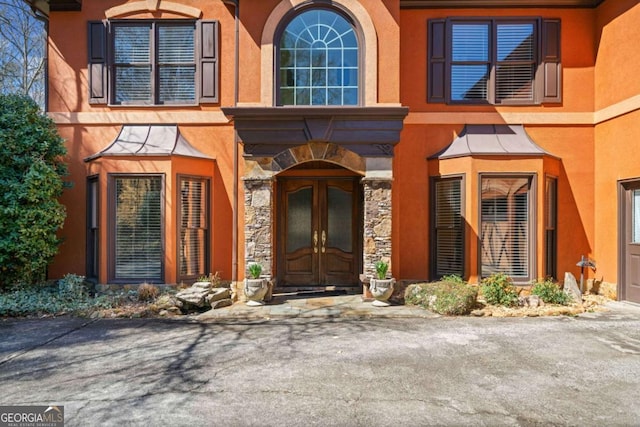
[564,272,582,303]
[210,298,232,309]
[519,295,543,308]
[206,288,231,304]
[176,287,210,308]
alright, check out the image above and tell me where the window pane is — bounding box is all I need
[451,65,488,101]
[158,25,195,103]
[279,9,358,105]
[287,187,312,252]
[545,178,557,278]
[179,178,208,278]
[497,23,534,61]
[159,65,196,102]
[158,25,194,63]
[481,177,531,279]
[114,25,150,63]
[114,25,151,103]
[434,179,463,278]
[452,23,489,61]
[633,190,640,243]
[496,64,534,101]
[328,187,352,252]
[115,66,151,103]
[115,177,163,281]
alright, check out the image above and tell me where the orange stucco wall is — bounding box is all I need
[44,0,640,295]
[592,1,640,289]
[395,7,599,284]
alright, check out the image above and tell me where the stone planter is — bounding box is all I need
[369,278,395,307]
[244,278,269,306]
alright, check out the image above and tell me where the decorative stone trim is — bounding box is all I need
[243,177,274,279]
[362,177,393,280]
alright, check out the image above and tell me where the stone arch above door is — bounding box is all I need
[245,142,365,180]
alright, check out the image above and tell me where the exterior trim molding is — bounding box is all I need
[407,94,640,125]
[105,0,202,18]
[48,111,229,125]
[400,0,604,8]
[222,106,409,157]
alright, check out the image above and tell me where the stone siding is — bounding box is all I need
[363,177,392,279]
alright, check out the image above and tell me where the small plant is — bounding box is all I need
[375,260,389,280]
[440,274,466,285]
[531,278,572,305]
[196,275,210,282]
[137,283,159,302]
[58,274,88,300]
[405,281,478,315]
[248,263,262,279]
[481,273,519,307]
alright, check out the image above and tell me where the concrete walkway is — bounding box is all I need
[198,293,435,321]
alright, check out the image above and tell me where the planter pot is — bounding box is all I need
[244,278,269,306]
[369,278,395,307]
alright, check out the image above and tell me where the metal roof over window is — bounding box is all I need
[429,124,556,159]
[85,125,213,161]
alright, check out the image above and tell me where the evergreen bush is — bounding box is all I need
[0,95,68,288]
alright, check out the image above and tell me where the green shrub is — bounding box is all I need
[58,273,87,300]
[531,278,572,305]
[0,95,68,288]
[405,280,478,315]
[481,273,519,307]
[440,274,466,285]
[0,274,118,317]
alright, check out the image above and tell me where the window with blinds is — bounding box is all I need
[428,18,561,105]
[496,23,535,102]
[178,177,209,281]
[112,22,196,104]
[432,177,464,279]
[113,176,163,282]
[545,177,557,278]
[86,176,99,282]
[480,176,533,281]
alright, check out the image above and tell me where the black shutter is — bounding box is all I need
[427,19,446,103]
[198,20,219,103]
[88,21,108,104]
[540,19,561,103]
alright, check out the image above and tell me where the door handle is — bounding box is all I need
[314,230,318,253]
[321,230,326,253]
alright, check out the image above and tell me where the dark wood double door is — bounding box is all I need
[278,177,362,288]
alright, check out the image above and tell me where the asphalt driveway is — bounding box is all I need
[1,302,640,426]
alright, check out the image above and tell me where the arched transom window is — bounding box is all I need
[279,9,359,106]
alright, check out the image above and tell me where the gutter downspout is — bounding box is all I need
[223,0,240,287]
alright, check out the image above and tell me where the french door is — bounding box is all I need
[278,177,361,287]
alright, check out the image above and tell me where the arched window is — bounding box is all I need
[278,8,359,106]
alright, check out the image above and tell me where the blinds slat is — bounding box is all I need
[434,179,463,277]
[115,177,163,281]
[480,177,530,279]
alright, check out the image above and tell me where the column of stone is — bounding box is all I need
[362,177,392,280]
[243,177,274,278]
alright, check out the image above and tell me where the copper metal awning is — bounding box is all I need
[85,125,213,162]
[429,124,557,160]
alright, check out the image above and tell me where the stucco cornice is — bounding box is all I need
[400,0,604,8]
[105,0,202,18]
